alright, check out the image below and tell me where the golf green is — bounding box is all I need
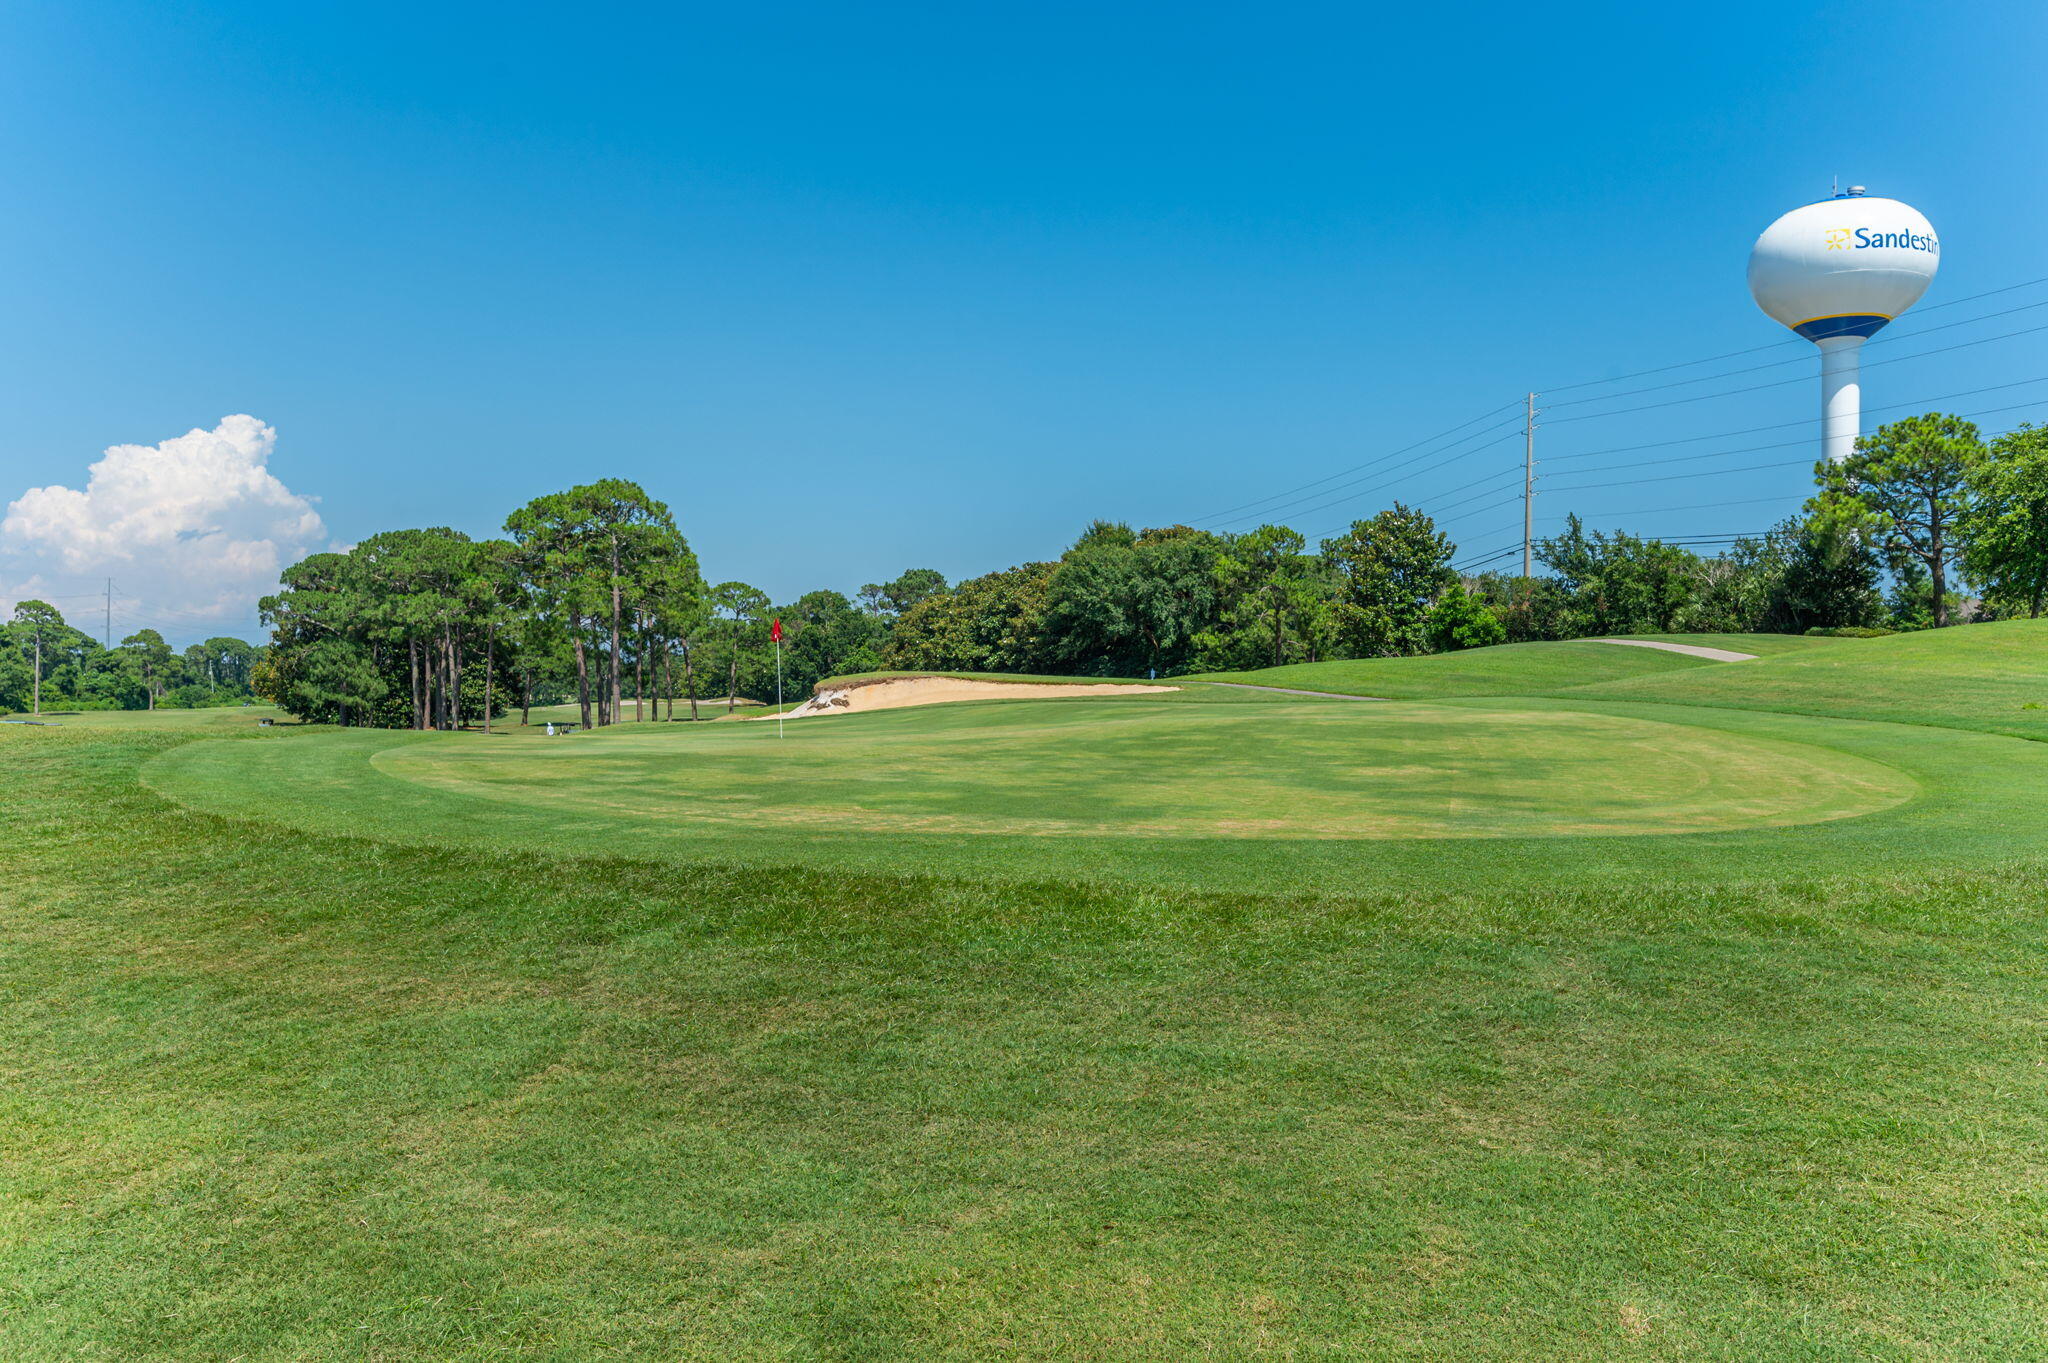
[143,683,2048,896]
[380,700,1911,839]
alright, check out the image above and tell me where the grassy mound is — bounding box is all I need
[11,624,2048,1357]
[1192,634,1844,700]
[1571,618,2048,741]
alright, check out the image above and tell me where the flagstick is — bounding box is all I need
[775,636,784,739]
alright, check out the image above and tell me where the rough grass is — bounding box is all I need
[6,629,2048,1358]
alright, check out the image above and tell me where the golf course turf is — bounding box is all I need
[5,621,2048,1358]
[1188,632,1846,699]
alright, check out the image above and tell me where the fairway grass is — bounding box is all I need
[7,626,2048,1358]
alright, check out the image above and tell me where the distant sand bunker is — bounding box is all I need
[774,675,1178,719]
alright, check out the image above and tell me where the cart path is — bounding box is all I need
[1591,638,1758,662]
[1198,682,1386,700]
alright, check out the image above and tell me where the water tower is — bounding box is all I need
[1748,187,1940,462]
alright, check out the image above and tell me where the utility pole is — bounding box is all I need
[104,577,112,650]
[1522,393,1538,578]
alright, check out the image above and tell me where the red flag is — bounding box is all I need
[770,618,782,643]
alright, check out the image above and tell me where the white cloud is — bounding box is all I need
[1,414,326,629]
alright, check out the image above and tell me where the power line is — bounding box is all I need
[1186,399,1521,526]
[1297,446,1524,523]
[1425,477,1529,521]
[1316,386,2034,547]
[1543,373,2048,463]
[1453,547,1524,572]
[1579,496,1803,520]
[1485,528,1772,553]
[1542,295,2048,411]
[1527,410,2044,527]
[1301,481,1533,549]
[1190,280,2048,544]
[1554,394,2048,480]
[1542,393,2048,487]
[1203,416,1526,530]
[1455,529,1774,575]
[1304,407,1815,550]
[114,594,266,622]
[1213,426,1523,531]
[1286,465,1524,544]
[1550,456,1821,495]
[1182,273,2048,567]
[1211,325,2048,549]
[1544,319,2048,425]
[1535,272,2048,395]
[1433,364,2048,564]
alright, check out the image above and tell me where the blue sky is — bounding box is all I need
[2,0,2044,643]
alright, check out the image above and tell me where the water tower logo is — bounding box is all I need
[1825,227,1854,250]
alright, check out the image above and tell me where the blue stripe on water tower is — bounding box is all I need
[1793,313,1891,341]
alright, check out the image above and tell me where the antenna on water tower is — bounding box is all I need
[1747,185,1941,463]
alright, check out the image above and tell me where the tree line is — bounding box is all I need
[259,480,696,728]
[1,607,256,716]
[883,416,2048,674]
[9,414,2042,723]
[252,478,891,728]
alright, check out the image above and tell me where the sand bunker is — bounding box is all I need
[774,675,1178,719]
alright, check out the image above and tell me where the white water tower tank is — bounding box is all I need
[1748,188,1940,462]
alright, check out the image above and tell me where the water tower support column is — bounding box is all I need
[1817,335,1864,465]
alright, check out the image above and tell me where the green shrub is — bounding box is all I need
[1425,585,1507,653]
[1805,625,1896,638]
